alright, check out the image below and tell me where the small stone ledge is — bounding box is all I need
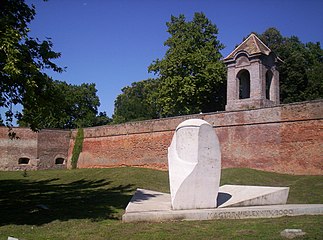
[123,204,323,223]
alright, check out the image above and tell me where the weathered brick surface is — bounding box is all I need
[0,128,38,170]
[217,120,322,174]
[37,130,71,169]
[67,100,323,175]
[0,127,70,170]
[0,101,322,174]
[77,131,172,169]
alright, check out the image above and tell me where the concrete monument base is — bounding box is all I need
[217,185,289,208]
[122,188,323,223]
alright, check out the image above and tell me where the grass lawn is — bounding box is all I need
[0,167,322,239]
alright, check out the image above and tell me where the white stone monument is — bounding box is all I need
[168,119,221,210]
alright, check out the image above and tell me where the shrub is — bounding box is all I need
[71,128,84,169]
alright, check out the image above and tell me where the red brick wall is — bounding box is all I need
[68,100,323,175]
[0,128,70,170]
[0,128,38,170]
[37,130,71,169]
[1,101,321,174]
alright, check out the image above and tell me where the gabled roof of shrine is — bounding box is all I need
[224,33,272,61]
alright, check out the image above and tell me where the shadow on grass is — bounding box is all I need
[131,189,161,203]
[0,178,134,226]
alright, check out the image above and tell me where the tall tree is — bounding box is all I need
[93,111,112,126]
[259,28,323,103]
[148,12,226,117]
[19,81,103,129]
[0,0,63,131]
[113,78,159,123]
[304,42,323,100]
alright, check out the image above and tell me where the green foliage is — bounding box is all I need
[54,82,100,129]
[93,111,112,126]
[258,27,323,103]
[18,81,105,129]
[71,128,84,169]
[148,12,226,117]
[0,0,64,130]
[113,79,160,123]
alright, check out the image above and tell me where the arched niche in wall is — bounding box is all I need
[55,157,65,165]
[237,69,250,99]
[266,70,273,100]
[18,157,30,165]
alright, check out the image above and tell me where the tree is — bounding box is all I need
[258,27,284,51]
[113,78,159,123]
[258,28,323,103]
[304,42,323,100]
[63,82,100,128]
[93,111,112,126]
[0,0,63,131]
[19,81,103,129]
[148,12,226,117]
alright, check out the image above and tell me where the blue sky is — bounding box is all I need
[24,0,323,117]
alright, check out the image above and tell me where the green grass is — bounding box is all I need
[0,167,322,240]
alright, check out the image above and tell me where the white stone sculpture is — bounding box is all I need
[168,119,221,210]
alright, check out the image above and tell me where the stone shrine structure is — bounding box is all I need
[224,33,281,111]
[168,119,221,210]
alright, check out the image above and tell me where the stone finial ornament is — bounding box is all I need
[168,119,221,210]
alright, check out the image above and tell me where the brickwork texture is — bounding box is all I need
[68,100,322,175]
[0,101,322,174]
[0,128,70,170]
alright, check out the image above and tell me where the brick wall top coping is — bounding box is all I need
[1,100,321,139]
[75,100,322,139]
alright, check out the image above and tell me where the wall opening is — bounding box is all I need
[18,157,30,165]
[266,70,273,100]
[55,158,65,165]
[237,69,250,99]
